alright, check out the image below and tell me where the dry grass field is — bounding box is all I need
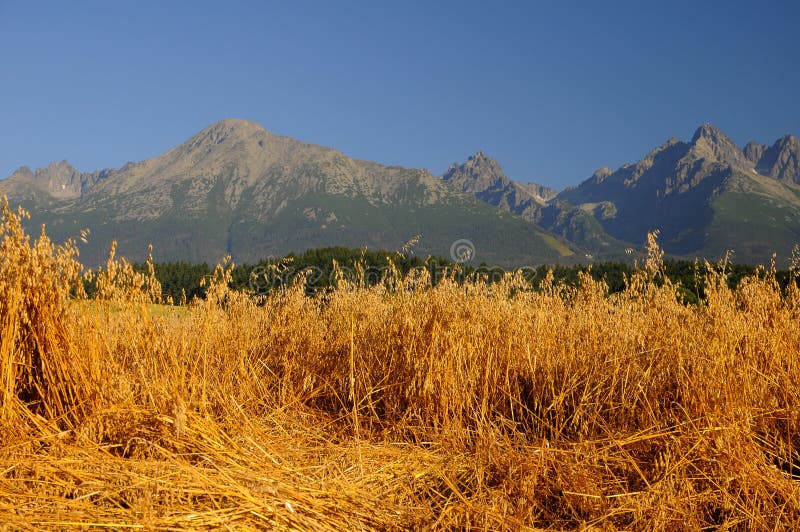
[2,197,800,530]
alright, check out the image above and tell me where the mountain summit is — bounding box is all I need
[689,123,752,170]
[443,151,552,216]
[5,161,109,200]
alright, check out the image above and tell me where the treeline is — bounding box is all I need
[118,247,430,303]
[93,246,798,304]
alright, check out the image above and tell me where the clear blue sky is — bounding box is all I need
[1,0,798,189]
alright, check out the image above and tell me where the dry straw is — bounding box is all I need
[0,196,799,529]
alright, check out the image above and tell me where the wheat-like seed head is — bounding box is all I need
[0,202,799,529]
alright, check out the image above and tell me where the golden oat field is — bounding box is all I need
[1,197,800,530]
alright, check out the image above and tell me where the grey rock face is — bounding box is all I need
[755,135,800,182]
[744,141,768,164]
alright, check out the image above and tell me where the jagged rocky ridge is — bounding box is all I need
[0,120,576,266]
[2,120,800,266]
[444,124,800,264]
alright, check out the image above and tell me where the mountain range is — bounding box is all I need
[2,119,799,266]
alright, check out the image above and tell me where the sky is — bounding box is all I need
[1,1,798,190]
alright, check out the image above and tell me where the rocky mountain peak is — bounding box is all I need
[444,151,506,184]
[11,166,34,179]
[441,151,558,226]
[591,166,613,183]
[688,123,750,169]
[207,118,267,135]
[184,119,270,153]
[691,123,725,143]
[467,150,498,166]
[40,160,78,176]
[6,160,87,199]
